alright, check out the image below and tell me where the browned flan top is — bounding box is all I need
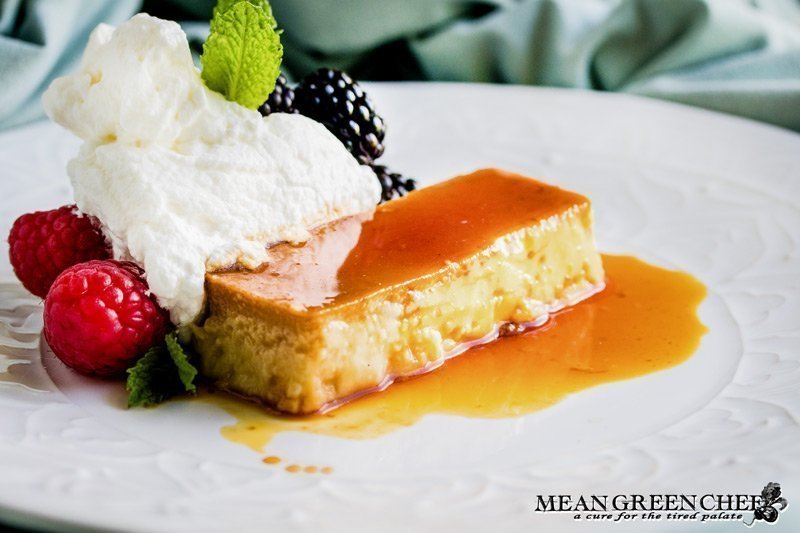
[206,168,590,312]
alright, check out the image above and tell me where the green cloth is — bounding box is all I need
[1,0,800,131]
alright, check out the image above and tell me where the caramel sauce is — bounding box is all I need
[209,254,707,453]
[259,455,332,474]
[277,463,333,475]
[209,169,589,311]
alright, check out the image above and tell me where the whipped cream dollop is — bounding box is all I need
[42,14,380,325]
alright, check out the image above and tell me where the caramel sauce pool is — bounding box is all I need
[207,254,707,452]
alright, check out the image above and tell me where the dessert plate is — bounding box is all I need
[1,83,799,532]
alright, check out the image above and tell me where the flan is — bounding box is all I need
[192,169,605,414]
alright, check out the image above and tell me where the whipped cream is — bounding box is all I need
[42,14,380,325]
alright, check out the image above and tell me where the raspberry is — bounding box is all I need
[43,260,169,377]
[8,205,111,298]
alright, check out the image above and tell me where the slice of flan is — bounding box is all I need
[192,169,605,414]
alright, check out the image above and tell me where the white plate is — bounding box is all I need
[1,84,799,532]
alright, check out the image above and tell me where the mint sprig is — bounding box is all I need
[212,0,276,27]
[165,333,198,393]
[126,332,198,408]
[201,0,283,109]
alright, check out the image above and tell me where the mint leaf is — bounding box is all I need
[126,332,198,408]
[126,345,175,408]
[165,332,197,394]
[201,0,282,109]
[213,0,276,27]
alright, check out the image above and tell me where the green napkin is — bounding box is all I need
[1,0,799,131]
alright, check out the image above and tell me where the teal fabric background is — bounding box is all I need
[1,0,800,131]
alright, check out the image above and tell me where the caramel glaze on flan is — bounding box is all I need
[192,169,605,414]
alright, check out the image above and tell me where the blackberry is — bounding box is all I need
[294,69,386,164]
[371,164,416,203]
[258,74,296,116]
